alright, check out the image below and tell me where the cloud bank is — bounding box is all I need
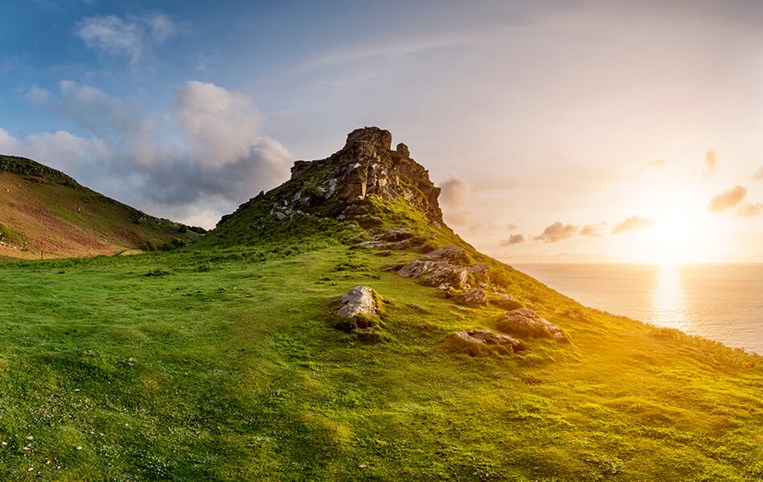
[3,81,293,227]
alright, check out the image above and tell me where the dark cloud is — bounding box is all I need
[704,150,717,176]
[707,185,747,212]
[735,203,763,219]
[581,222,608,237]
[500,234,525,246]
[506,223,519,231]
[611,215,655,234]
[533,222,577,243]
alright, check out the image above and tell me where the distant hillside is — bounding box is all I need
[0,154,201,258]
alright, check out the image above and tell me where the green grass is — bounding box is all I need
[1,245,762,480]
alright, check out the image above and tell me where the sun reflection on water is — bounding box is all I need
[651,264,688,331]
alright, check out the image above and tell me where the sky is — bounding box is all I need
[2,0,763,263]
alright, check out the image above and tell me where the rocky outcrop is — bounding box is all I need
[397,246,472,290]
[454,288,488,307]
[357,226,428,251]
[337,286,379,319]
[217,127,444,230]
[332,128,442,222]
[497,308,568,343]
[445,329,523,356]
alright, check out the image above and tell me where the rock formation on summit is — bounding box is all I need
[217,127,443,228]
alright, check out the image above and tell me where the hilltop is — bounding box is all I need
[0,155,201,259]
[0,128,761,480]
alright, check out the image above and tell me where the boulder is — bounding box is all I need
[497,308,568,342]
[379,227,414,242]
[396,245,474,290]
[420,245,470,264]
[396,143,410,158]
[456,329,521,347]
[337,286,379,319]
[397,259,469,290]
[445,329,522,356]
[455,288,488,307]
[468,263,490,285]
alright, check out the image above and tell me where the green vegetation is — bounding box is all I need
[0,155,199,258]
[1,243,762,480]
[3,148,763,480]
[0,223,29,248]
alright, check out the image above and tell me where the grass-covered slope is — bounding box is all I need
[2,128,763,480]
[0,246,761,480]
[0,155,201,259]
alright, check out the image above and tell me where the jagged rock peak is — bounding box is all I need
[285,126,443,224]
[343,126,393,153]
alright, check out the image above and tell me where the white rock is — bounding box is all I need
[337,286,378,318]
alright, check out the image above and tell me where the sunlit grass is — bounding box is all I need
[0,246,761,480]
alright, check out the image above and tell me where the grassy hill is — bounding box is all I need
[0,129,762,480]
[0,155,201,259]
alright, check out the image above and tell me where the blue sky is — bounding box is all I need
[2,0,763,262]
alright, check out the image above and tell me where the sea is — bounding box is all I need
[514,263,763,355]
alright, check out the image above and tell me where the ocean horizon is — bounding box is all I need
[515,262,763,355]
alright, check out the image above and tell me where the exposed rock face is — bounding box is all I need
[397,245,472,290]
[497,308,568,343]
[455,288,488,307]
[220,127,444,228]
[337,286,379,319]
[447,329,523,355]
[357,226,427,251]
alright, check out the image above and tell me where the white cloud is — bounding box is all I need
[0,128,111,175]
[147,14,177,43]
[24,86,51,105]
[173,81,263,167]
[75,13,180,66]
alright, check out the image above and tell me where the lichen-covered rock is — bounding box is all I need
[497,308,568,342]
[276,127,444,224]
[421,246,470,264]
[396,245,473,290]
[445,329,522,356]
[397,259,469,290]
[468,263,490,285]
[455,288,488,307]
[337,286,379,319]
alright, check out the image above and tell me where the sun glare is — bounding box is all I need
[624,188,720,265]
